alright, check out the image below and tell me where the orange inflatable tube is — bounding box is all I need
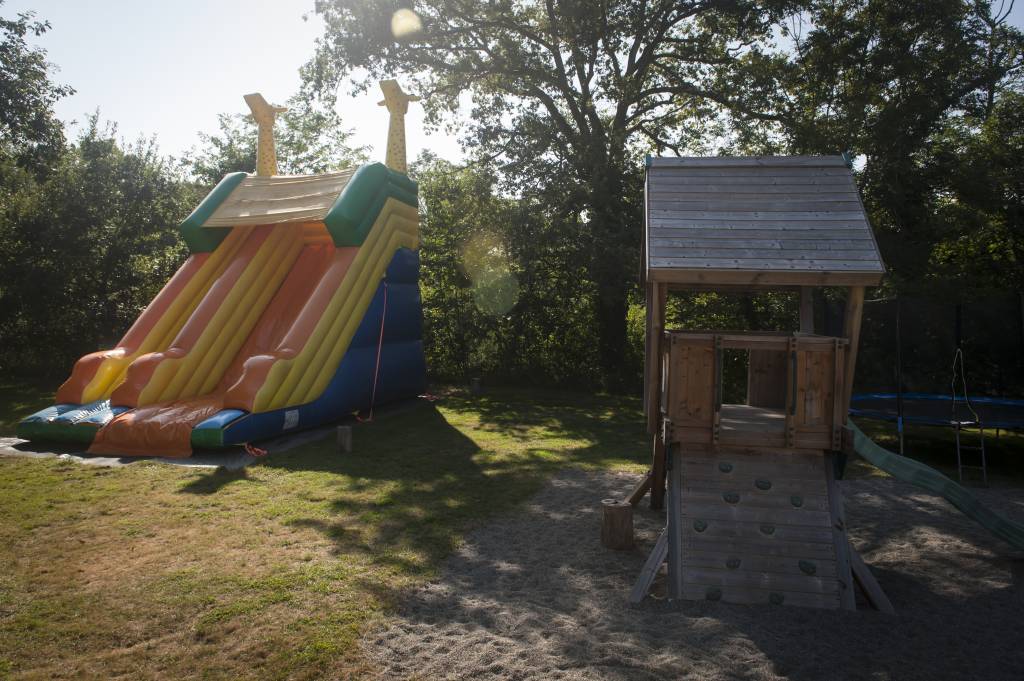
[110,227,271,407]
[55,253,210,404]
[223,246,359,410]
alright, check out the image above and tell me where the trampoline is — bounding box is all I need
[850,392,1024,431]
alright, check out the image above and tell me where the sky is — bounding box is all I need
[7,1,1024,168]
[5,0,465,164]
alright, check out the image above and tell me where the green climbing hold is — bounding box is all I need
[790,495,804,508]
[718,462,734,473]
[769,592,785,605]
[755,479,772,491]
[706,587,722,601]
[760,524,775,535]
[798,560,817,576]
[723,491,740,504]
[726,557,741,569]
[693,519,708,532]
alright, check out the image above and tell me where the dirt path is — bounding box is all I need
[362,469,1024,681]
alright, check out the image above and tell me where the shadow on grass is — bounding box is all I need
[174,391,651,598]
[179,467,254,495]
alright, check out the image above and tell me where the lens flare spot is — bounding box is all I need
[391,8,423,39]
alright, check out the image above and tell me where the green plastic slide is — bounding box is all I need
[848,421,1024,551]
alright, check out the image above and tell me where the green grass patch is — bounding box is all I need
[0,378,54,435]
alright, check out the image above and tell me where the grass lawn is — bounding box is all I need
[0,387,649,679]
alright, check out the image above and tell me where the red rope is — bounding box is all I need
[244,442,269,457]
[357,282,389,423]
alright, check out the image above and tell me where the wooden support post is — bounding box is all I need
[799,286,814,333]
[645,282,667,435]
[849,546,895,614]
[629,529,668,604]
[666,443,684,600]
[337,426,353,453]
[601,499,635,550]
[650,434,666,510]
[841,286,866,422]
[826,452,856,611]
[626,470,653,506]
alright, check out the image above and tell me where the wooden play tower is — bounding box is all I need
[630,155,893,611]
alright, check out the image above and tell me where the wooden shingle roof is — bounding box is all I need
[644,156,884,287]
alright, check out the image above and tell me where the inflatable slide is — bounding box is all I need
[17,84,426,457]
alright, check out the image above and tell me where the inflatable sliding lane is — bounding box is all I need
[18,163,425,457]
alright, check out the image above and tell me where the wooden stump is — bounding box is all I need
[601,499,634,550]
[337,426,352,453]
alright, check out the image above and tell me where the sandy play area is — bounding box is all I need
[363,469,1024,681]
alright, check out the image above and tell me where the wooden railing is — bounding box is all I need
[660,331,849,451]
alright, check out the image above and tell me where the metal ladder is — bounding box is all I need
[954,417,987,485]
[951,348,987,485]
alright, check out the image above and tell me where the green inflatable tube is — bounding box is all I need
[848,421,1024,551]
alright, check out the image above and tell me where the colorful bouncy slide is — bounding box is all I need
[18,84,426,457]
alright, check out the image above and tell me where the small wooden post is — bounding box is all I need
[600,499,634,550]
[337,425,352,453]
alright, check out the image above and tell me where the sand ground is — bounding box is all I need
[363,469,1024,681]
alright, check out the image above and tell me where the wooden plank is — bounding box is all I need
[680,502,832,527]
[649,248,882,262]
[681,459,825,481]
[626,469,653,506]
[649,200,865,212]
[682,490,830,512]
[748,349,787,409]
[825,453,856,610]
[644,282,666,433]
[681,475,827,496]
[647,268,884,288]
[650,435,666,510]
[682,534,838,558]
[649,210,867,221]
[649,156,848,168]
[629,529,668,604]
[650,237,875,249]
[682,550,839,577]
[849,546,895,614]
[667,444,684,600]
[648,258,885,271]
[682,566,839,595]
[650,220,870,230]
[680,583,841,609]
[648,184,858,195]
[648,174,855,187]
[800,287,814,334]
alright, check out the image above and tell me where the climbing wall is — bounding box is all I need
[677,446,855,609]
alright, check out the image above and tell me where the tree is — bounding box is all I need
[306,0,795,388]
[0,117,200,374]
[185,92,368,185]
[0,1,73,174]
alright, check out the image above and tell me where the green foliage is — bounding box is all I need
[0,1,73,174]
[415,155,604,385]
[0,116,200,374]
